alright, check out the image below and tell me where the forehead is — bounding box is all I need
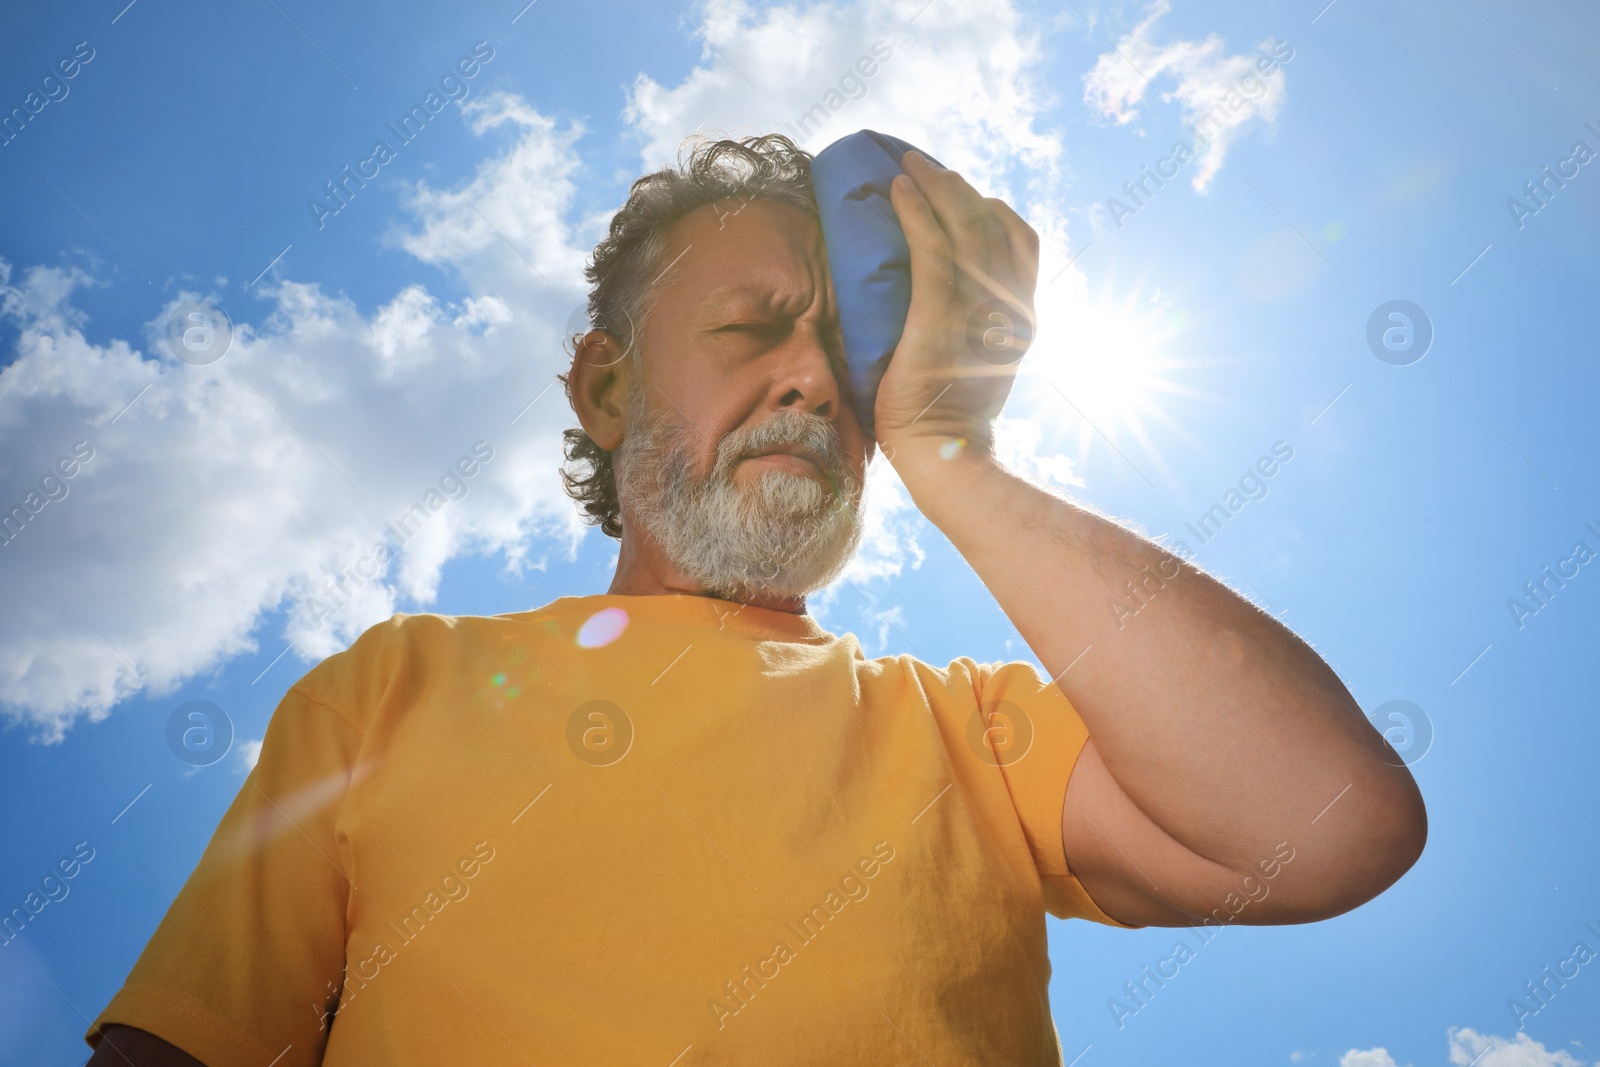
[654,197,831,311]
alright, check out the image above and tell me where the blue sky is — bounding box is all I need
[2,0,1598,1064]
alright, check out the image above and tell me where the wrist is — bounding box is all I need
[880,432,1001,513]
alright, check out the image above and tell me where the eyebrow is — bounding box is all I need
[696,275,842,344]
[698,284,783,312]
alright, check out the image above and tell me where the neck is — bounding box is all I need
[606,530,810,615]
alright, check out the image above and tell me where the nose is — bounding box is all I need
[768,322,845,422]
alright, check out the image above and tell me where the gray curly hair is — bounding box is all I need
[557,132,819,538]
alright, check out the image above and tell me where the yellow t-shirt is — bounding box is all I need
[88,593,1135,1066]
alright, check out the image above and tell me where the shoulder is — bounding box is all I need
[864,651,1042,692]
[287,610,494,731]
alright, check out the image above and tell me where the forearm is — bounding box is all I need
[892,441,1425,890]
[89,1025,208,1066]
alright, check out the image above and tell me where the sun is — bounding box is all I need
[1025,279,1205,487]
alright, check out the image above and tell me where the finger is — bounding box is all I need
[900,151,1004,274]
[897,165,1019,341]
[986,197,1040,303]
[889,171,955,296]
[932,162,1009,260]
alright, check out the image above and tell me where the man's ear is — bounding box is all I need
[568,329,633,451]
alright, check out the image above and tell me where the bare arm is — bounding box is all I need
[87,1025,208,1066]
[873,149,1427,927]
[898,450,1425,925]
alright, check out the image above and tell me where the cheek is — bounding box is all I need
[702,410,755,475]
[840,417,871,480]
[643,375,735,464]
[823,388,866,460]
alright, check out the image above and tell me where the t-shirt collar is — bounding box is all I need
[535,592,834,642]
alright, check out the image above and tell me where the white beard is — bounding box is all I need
[615,397,865,601]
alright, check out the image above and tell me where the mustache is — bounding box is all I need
[619,396,863,513]
[713,409,851,484]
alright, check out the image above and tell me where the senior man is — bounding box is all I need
[87,133,1426,1066]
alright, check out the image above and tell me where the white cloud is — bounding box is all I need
[995,414,1084,493]
[1343,1050,1405,1067]
[625,0,1062,205]
[0,102,593,742]
[1339,1029,1587,1067]
[841,457,926,584]
[236,737,264,773]
[1447,1029,1585,1067]
[1,0,1103,741]
[863,603,907,655]
[395,91,592,297]
[1082,0,1290,191]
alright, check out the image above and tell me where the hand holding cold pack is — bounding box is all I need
[810,129,945,438]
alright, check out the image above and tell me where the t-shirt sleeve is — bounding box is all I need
[972,658,1143,929]
[84,682,365,1067]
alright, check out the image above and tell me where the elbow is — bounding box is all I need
[1267,768,1428,925]
[1316,770,1429,921]
[1378,772,1429,888]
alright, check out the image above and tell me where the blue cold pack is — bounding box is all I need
[809,129,944,438]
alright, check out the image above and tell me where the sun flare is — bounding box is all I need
[1027,282,1204,486]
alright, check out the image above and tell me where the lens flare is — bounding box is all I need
[576,607,629,648]
[1037,280,1208,487]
